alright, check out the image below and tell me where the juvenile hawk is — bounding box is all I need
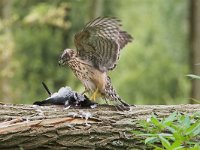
[59,17,133,108]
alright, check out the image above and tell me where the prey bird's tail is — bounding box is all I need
[104,76,130,109]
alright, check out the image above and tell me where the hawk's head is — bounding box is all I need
[59,49,76,65]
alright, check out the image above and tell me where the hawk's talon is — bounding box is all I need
[90,88,99,101]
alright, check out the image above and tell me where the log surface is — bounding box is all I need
[0,104,199,150]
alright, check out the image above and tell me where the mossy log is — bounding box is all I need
[0,104,199,150]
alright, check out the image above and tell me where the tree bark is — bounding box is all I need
[0,104,199,150]
[190,0,200,103]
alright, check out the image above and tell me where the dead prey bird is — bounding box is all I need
[33,82,96,108]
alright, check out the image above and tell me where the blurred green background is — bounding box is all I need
[0,0,192,105]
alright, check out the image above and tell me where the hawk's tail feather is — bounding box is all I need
[105,76,130,108]
[117,97,130,107]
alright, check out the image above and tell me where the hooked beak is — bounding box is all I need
[58,59,65,66]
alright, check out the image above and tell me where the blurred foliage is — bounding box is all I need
[0,0,190,104]
[24,2,71,29]
[135,112,200,149]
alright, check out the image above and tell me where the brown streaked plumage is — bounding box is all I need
[59,17,133,108]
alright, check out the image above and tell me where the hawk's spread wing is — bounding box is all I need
[74,17,132,72]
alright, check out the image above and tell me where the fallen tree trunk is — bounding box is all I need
[0,104,199,150]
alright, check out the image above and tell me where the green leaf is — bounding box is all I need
[166,126,176,133]
[192,111,200,118]
[163,112,177,125]
[159,133,173,137]
[173,146,184,150]
[185,121,200,136]
[150,144,163,150]
[154,147,164,150]
[158,135,171,149]
[182,115,191,128]
[170,124,180,132]
[186,74,200,80]
[178,113,185,122]
[145,137,158,144]
[171,141,182,149]
[173,132,181,140]
[131,130,143,134]
[151,116,161,127]
[194,143,200,149]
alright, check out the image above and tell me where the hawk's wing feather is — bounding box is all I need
[74,17,132,72]
[119,31,133,49]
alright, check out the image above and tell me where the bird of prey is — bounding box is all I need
[59,17,133,108]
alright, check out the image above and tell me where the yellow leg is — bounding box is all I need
[90,88,99,101]
[81,89,88,95]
